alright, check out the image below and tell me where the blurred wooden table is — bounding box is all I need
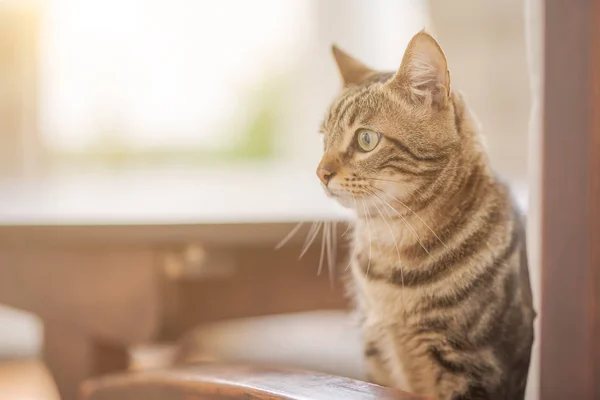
[0,169,351,400]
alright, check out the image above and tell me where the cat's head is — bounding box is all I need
[318,31,471,211]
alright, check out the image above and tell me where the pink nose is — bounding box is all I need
[317,165,336,185]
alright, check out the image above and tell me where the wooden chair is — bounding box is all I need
[79,363,427,400]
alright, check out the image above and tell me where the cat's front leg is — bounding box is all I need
[360,322,397,387]
[363,339,395,387]
[390,333,494,400]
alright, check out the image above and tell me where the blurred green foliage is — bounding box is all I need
[52,75,288,169]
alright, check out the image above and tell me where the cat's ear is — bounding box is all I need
[389,31,451,108]
[331,44,375,87]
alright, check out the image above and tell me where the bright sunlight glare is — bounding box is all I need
[40,0,311,150]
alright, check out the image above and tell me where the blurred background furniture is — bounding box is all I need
[0,219,350,400]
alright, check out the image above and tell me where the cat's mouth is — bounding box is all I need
[321,183,337,198]
[324,179,368,199]
[321,182,359,209]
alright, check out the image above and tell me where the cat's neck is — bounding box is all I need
[354,159,496,255]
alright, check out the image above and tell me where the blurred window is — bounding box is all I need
[1,0,528,187]
[38,0,426,170]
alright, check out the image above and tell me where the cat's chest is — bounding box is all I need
[349,220,431,315]
[351,264,423,322]
[353,218,416,251]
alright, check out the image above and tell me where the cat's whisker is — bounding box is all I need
[366,200,383,253]
[360,199,373,277]
[368,188,431,257]
[341,221,352,237]
[333,221,338,270]
[275,221,304,250]
[363,174,447,186]
[324,221,330,273]
[364,177,426,203]
[345,198,359,271]
[443,166,469,171]
[364,176,409,185]
[326,221,337,287]
[409,183,428,203]
[364,188,404,288]
[317,221,327,276]
[300,221,322,259]
[372,186,448,250]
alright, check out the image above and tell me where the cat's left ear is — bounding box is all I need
[331,44,376,87]
[389,31,451,108]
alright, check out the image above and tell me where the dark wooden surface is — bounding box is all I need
[541,0,600,399]
[161,244,349,340]
[79,364,427,400]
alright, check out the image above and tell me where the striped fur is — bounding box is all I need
[320,32,535,399]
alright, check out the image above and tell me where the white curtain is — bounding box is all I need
[524,0,543,399]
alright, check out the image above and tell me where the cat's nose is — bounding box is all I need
[317,165,337,185]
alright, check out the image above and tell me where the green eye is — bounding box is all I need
[356,129,380,152]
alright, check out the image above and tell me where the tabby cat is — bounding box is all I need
[318,31,536,400]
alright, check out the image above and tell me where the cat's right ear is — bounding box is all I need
[331,45,375,87]
[388,31,451,109]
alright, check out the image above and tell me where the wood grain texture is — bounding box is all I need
[540,0,600,398]
[79,364,428,400]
